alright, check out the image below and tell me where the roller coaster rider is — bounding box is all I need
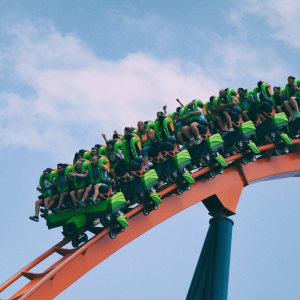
[237,88,258,122]
[137,121,156,169]
[79,155,108,205]
[29,169,54,222]
[106,139,126,187]
[48,163,70,214]
[286,76,300,110]
[173,112,188,150]
[69,160,84,212]
[181,100,204,146]
[216,89,240,133]
[272,87,300,121]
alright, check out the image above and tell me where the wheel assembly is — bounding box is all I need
[143,207,150,216]
[265,131,276,144]
[175,187,183,195]
[109,230,117,239]
[166,170,180,183]
[200,153,211,166]
[72,233,88,248]
[242,156,248,165]
[133,191,147,204]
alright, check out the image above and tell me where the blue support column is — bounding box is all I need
[186,217,234,300]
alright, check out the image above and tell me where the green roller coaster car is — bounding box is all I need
[265,112,292,154]
[200,133,228,178]
[47,192,129,242]
[232,121,260,165]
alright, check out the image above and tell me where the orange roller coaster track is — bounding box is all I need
[1,140,300,300]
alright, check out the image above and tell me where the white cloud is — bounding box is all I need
[0,21,219,159]
[0,19,293,162]
[230,0,300,48]
[204,41,289,87]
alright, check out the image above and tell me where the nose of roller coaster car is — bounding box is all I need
[167,136,176,144]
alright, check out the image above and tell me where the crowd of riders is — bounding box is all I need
[30,76,300,222]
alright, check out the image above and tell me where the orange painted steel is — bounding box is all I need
[1,141,300,300]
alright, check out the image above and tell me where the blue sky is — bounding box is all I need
[0,0,300,299]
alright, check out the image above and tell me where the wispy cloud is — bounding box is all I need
[0,21,219,158]
[229,0,300,48]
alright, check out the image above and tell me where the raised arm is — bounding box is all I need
[163,105,167,114]
[101,161,107,170]
[176,98,185,108]
[71,171,88,178]
[101,133,108,144]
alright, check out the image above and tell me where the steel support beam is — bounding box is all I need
[186,217,234,300]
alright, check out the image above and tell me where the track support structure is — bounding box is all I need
[186,217,234,300]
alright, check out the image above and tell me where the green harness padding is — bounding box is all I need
[72,162,90,190]
[116,215,129,227]
[238,90,254,111]
[98,146,106,156]
[248,142,260,154]
[154,117,172,144]
[111,141,123,168]
[271,88,285,106]
[183,99,204,123]
[217,89,237,112]
[133,123,155,148]
[253,82,273,106]
[121,136,140,165]
[66,214,87,230]
[82,151,91,161]
[215,155,228,167]
[171,111,184,133]
[285,78,300,98]
[280,133,292,145]
[54,166,72,193]
[87,157,109,185]
[39,173,52,198]
[121,140,131,163]
[205,101,217,121]
[182,171,195,184]
[149,192,162,204]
